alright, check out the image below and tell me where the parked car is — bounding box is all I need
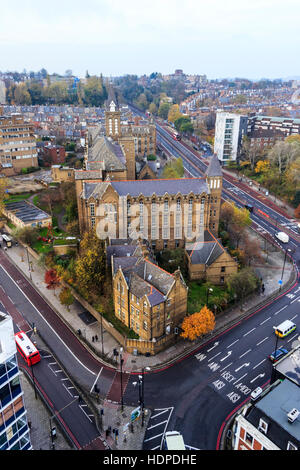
[268,347,288,363]
[250,386,263,401]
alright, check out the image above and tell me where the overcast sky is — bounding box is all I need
[1,0,299,79]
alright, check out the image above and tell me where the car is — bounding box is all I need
[268,347,289,363]
[250,386,263,401]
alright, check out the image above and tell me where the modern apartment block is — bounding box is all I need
[247,114,300,137]
[0,108,38,174]
[0,312,32,450]
[214,111,248,164]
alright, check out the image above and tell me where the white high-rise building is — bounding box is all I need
[0,312,32,450]
[214,111,248,164]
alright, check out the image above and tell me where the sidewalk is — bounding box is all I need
[5,240,295,372]
[3,238,296,450]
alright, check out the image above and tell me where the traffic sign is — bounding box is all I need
[278,280,283,285]
[131,406,141,422]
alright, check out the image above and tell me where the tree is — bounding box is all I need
[168,104,182,123]
[44,268,60,292]
[174,116,194,135]
[0,177,9,215]
[294,203,300,219]
[240,136,263,171]
[180,306,215,341]
[162,158,184,179]
[220,201,235,231]
[74,231,106,297]
[158,102,171,120]
[226,268,259,306]
[255,160,270,174]
[13,226,39,246]
[267,140,300,176]
[148,102,157,115]
[59,287,74,311]
[14,83,32,105]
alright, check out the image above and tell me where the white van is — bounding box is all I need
[275,232,289,243]
[274,320,296,338]
[162,431,185,450]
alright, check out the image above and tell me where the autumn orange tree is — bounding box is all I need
[180,306,215,341]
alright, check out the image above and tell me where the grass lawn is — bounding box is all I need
[5,193,33,203]
[187,281,231,315]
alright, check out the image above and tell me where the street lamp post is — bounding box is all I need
[141,367,150,427]
[206,287,213,306]
[26,246,32,281]
[271,326,280,383]
[120,347,124,411]
[280,248,291,289]
[133,366,150,428]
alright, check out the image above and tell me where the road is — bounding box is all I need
[2,110,300,450]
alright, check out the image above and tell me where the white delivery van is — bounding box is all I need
[162,431,185,450]
[275,232,289,243]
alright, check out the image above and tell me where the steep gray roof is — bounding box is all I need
[87,136,126,171]
[186,231,225,266]
[111,177,208,197]
[205,153,223,177]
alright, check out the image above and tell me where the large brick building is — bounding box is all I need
[109,239,188,343]
[76,154,223,251]
[0,109,38,174]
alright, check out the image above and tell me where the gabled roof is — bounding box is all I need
[205,153,223,177]
[186,230,225,266]
[80,177,209,200]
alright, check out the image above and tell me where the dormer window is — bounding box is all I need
[258,419,268,434]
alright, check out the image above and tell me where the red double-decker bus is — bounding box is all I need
[15,331,41,366]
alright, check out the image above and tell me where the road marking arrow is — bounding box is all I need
[207,342,219,352]
[250,373,265,384]
[234,362,250,373]
[220,351,232,362]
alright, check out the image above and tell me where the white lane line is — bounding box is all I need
[90,367,103,394]
[243,328,256,337]
[256,337,268,346]
[233,373,247,385]
[287,333,298,343]
[239,349,251,359]
[144,433,164,442]
[290,315,298,321]
[208,352,221,362]
[291,296,300,304]
[0,265,96,377]
[63,383,74,397]
[148,420,168,431]
[79,405,92,422]
[253,359,266,369]
[260,317,271,325]
[151,409,169,420]
[274,306,287,315]
[227,340,239,348]
[220,362,233,372]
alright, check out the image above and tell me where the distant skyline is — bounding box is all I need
[1,0,299,80]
